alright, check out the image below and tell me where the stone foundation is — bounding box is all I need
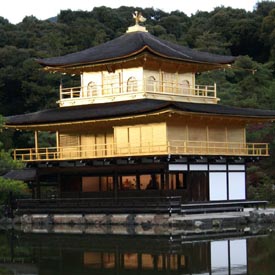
[18,213,170,226]
[5,209,275,234]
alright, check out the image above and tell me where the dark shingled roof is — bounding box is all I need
[3,169,36,181]
[5,99,275,126]
[37,31,236,67]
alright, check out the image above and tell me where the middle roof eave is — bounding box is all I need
[5,99,275,128]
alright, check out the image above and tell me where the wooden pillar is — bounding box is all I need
[99,176,102,192]
[165,171,169,191]
[57,173,61,198]
[80,74,83,96]
[35,174,41,199]
[31,181,35,199]
[136,172,141,190]
[56,131,60,160]
[56,130,59,147]
[161,170,165,190]
[113,171,118,200]
[34,131,38,159]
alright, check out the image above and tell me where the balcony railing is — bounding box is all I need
[59,79,217,104]
[13,140,269,162]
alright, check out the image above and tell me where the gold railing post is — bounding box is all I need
[10,141,270,162]
[167,141,171,154]
[59,83,62,100]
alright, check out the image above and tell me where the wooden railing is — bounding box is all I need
[13,140,269,162]
[16,196,182,215]
[59,80,217,101]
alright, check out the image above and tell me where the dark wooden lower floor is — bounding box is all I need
[16,195,182,215]
[31,163,210,203]
[10,157,256,216]
[15,196,268,216]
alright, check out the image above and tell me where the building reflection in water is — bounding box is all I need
[81,240,246,274]
[0,231,254,275]
[211,239,247,274]
[9,231,275,275]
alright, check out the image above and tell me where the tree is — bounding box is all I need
[194,31,231,54]
[0,116,28,215]
[247,165,275,203]
[0,177,29,206]
[261,8,275,60]
[0,115,23,175]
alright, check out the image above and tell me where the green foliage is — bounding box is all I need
[0,115,23,173]
[0,150,23,176]
[247,165,275,204]
[0,177,29,205]
[0,267,13,275]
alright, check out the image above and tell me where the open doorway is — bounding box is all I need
[188,172,209,201]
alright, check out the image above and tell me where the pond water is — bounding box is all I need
[0,229,274,275]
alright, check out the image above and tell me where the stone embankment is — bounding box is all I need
[0,208,275,234]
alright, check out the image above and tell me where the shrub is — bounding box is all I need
[0,177,29,205]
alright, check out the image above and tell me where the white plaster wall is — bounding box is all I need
[82,72,102,88]
[228,172,246,200]
[143,69,160,82]
[122,67,143,92]
[178,72,194,87]
[209,172,227,201]
[82,71,102,96]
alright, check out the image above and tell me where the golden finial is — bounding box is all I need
[132,11,146,25]
[126,11,148,33]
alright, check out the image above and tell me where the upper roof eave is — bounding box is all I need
[36,31,236,72]
[40,49,233,74]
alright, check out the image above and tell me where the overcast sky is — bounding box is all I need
[1,0,263,24]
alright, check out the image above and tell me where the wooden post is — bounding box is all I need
[31,181,35,199]
[56,130,59,159]
[136,172,141,190]
[35,173,41,199]
[34,130,38,160]
[113,171,118,200]
[59,82,62,101]
[57,173,61,198]
[165,171,169,191]
[161,170,165,190]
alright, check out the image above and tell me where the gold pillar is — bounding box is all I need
[56,130,60,159]
[34,131,38,159]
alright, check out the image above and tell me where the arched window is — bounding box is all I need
[87,81,97,97]
[146,76,156,92]
[127,77,138,93]
[182,80,190,95]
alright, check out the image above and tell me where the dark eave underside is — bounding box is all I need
[37,32,236,69]
[5,99,275,127]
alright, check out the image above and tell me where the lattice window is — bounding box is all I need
[127,76,138,92]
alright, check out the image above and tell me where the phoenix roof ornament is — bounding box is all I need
[127,11,148,33]
[133,11,146,25]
